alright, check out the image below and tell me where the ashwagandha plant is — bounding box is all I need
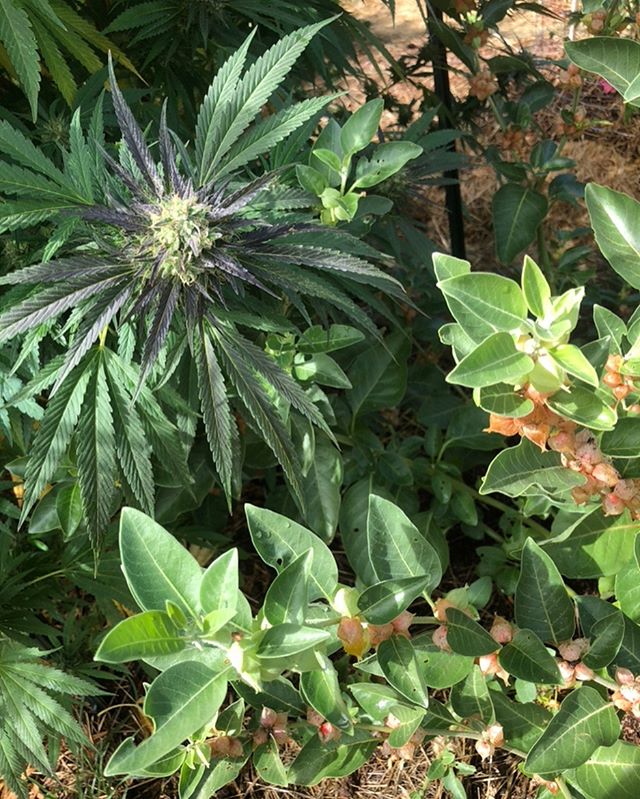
[95,502,640,799]
[0,20,418,541]
[434,248,640,517]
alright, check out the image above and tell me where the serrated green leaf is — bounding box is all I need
[77,357,116,544]
[0,0,40,120]
[20,358,92,521]
[105,361,154,515]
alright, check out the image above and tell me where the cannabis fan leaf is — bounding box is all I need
[0,21,406,534]
[0,638,99,798]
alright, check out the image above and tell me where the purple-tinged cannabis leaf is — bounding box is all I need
[0,23,405,508]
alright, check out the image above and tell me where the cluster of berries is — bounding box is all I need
[585,10,606,33]
[549,428,640,518]
[336,611,414,659]
[468,69,498,101]
[611,668,640,718]
[485,371,640,516]
[555,63,582,91]
[500,126,536,158]
[602,354,639,403]
[485,384,574,451]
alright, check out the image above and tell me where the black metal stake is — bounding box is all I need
[427,5,466,259]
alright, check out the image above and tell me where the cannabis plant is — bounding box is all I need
[0,637,99,798]
[0,21,413,541]
[105,0,395,102]
[0,0,135,118]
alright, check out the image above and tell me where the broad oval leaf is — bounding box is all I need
[585,183,640,291]
[105,662,227,775]
[119,508,203,618]
[544,510,639,579]
[95,611,185,664]
[246,505,338,602]
[601,418,640,458]
[256,624,330,660]
[450,665,494,723]
[525,686,620,776]
[200,549,238,616]
[515,538,575,645]
[492,692,551,753]
[350,495,442,591]
[437,272,527,343]
[447,332,533,389]
[498,629,561,684]
[566,38,640,103]
[492,184,548,264]
[300,654,352,730]
[358,575,431,625]
[481,439,585,498]
[377,636,430,709]
[264,550,312,626]
[445,608,499,657]
[569,740,640,799]
[254,738,288,786]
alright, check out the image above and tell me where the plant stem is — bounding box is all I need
[556,776,574,799]
[536,224,555,293]
[442,472,550,539]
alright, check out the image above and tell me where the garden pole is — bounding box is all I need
[427,4,466,259]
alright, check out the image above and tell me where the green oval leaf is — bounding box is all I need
[447,332,533,389]
[119,508,203,618]
[492,184,548,264]
[377,636,430,709]
[515,538,575,645]
[445,608,499,657]
[300,654,352,731]
[95,610,185,664]
[246,505,338,602]
[358,575,430,625]
[525,686,620,776]
[498,629,561,684]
